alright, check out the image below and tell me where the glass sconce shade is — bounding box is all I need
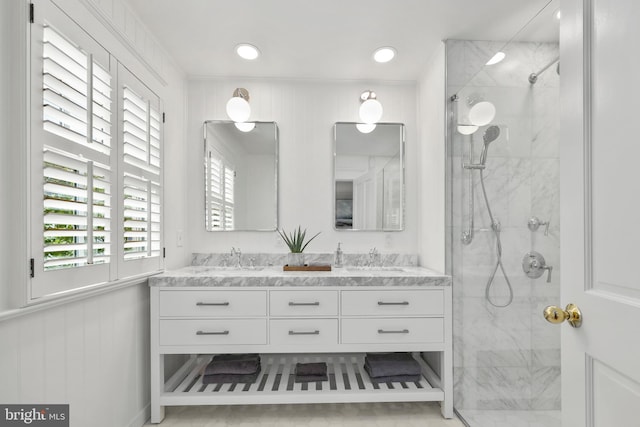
[457,125,479,135]
[356,123,376,133]
[226,88,251,122]
[359,91,383,124]
[468,101,496,126]
[234,122,256,132]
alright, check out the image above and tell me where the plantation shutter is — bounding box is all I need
[224,166,235,229]
[205,151,235,230]
[30,2,114,300]
[118,65,163,277]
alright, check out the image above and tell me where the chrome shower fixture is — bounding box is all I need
[463,125,500,170]
[479,125,500,166]
[459,123,513,307]
[529,56,560,84]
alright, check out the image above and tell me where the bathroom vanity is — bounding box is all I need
[149,265,452,423]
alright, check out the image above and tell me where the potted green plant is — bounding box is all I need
[277,226,321,266]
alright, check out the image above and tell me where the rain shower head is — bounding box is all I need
[480,125,500,165]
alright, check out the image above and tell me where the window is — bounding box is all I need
[122,85,161,260]
[41,25,112,271]
[29,1,163,302]
[205,151,235,230]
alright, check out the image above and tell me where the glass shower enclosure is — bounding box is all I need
[445,1,561,425]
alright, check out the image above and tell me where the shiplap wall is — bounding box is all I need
[187,78,419,255]
[0,1,187,426]
[0,284,150,427]
[417,44,446,272]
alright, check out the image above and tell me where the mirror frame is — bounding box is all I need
[203,120,279,232]
[332,122,405,232]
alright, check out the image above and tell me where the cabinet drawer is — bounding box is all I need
[341,290,443,316]
[270,290,338,316]
[159,290,266,317]
[159,319,267,346]
[270,319,338,345]
[341,318,443,344]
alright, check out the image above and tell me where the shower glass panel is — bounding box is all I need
[446,1,561,425]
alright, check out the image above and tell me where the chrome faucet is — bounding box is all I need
[231,247,242,268]
[368,247,380,267]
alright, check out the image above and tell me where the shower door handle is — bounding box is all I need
[543,303,582,328]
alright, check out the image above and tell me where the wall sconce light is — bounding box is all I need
[468,101,496,126]
[356,123,376,134]
[359,90,383,124]
[226,88,251,122]
[234,122,256,132]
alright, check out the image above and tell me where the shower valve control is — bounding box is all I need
[528,216,550,236]
[522,251,553,283]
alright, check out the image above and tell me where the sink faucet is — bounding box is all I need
[368,247,379,267]
[231,247,242,268]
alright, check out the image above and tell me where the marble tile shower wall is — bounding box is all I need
[446,40,560,411]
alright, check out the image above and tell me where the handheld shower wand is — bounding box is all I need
[477,125,514,307]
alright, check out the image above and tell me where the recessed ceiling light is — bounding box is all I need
[555,10,562,20]
[373,47,396,63]
[486,51,506,65]
[236,44,260,60]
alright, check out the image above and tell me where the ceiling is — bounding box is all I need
[125,0,558,81]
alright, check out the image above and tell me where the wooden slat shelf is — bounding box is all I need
[160,353,444,406]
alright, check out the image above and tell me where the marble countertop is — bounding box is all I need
[149,265,451,288]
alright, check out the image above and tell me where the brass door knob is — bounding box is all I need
[543,303,582,328]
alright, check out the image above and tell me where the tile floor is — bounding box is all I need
[144,402,465,427]
[456,409,561,427]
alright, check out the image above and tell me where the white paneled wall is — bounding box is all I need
[187,78,419,255]
[0,1,187,427]
[418,43,446,272]
[0,284,150,427]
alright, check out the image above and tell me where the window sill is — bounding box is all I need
[0,271,163,323]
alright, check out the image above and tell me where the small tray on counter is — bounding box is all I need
[283,264,332,272]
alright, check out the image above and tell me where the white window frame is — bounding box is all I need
[28,0,163,303]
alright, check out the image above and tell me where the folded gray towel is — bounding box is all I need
[202,371,260,384]
[294,374,328,383]
[295,362,327,377]
[205,359,260,375]
[364,353,421,377]
[364,363,421,383]
[212,353,260,362]
[204,354,261,375]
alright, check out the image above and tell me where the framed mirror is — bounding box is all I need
[333,122,405,231]
[204,121,278,231]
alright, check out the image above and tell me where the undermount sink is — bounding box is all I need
[344,266,406,272]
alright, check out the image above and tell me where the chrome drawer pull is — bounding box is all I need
[196,330,230,335]
[196,302,230,306]
[288,330,320,335]
[378,329,409,334]
[378,301,409,306]
[288,301,320,306]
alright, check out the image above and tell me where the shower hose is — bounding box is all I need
[479,169,514,308]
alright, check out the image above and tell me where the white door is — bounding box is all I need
[561,0,640,425]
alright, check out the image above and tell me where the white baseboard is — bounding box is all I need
[128,403,150,427]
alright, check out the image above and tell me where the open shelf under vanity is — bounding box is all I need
[162,353,444,406]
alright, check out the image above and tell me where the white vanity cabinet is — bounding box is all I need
[150,274,452,424]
